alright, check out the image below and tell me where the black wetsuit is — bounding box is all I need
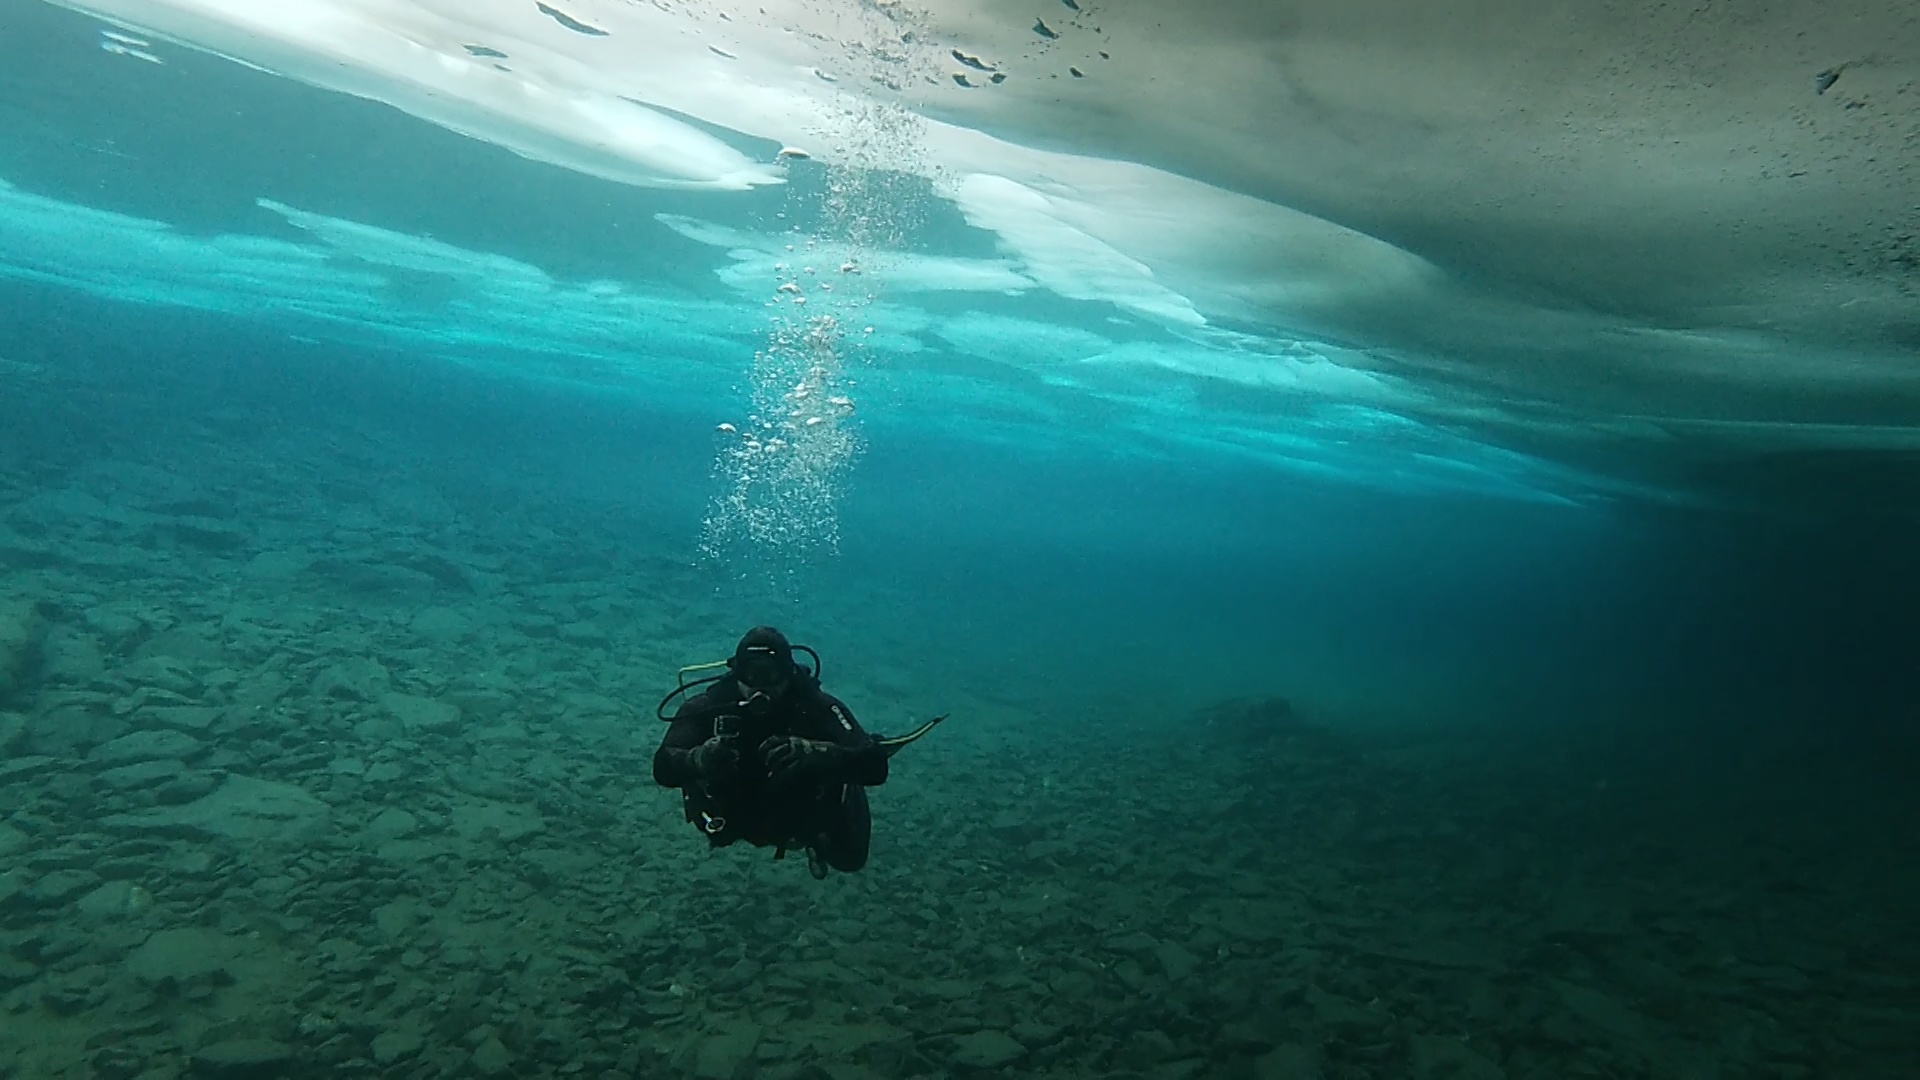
[653,675,887,871]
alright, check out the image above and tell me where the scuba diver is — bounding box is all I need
[653,626,944,879]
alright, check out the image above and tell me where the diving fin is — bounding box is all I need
[876,714,948,758]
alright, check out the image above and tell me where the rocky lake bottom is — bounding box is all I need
[0,368,1915,1080]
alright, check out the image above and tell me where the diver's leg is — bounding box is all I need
[818,785,871,872]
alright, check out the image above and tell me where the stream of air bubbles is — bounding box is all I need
[700,4,932,584]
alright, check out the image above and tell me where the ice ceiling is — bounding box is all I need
[26,0,1920,507]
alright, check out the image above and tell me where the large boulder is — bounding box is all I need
[0,599,51,704]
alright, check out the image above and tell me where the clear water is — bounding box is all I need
[0,2,1915,1077]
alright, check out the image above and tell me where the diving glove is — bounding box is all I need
[689,735,740,782]
[759,736,846,782]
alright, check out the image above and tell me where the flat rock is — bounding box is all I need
[353,717,403,743]
[1011,1021,1063,1048]
[513,615,557,638]
[190,1038,294,1077]
[1154,940,1201,982]
[408,607,470,641]
[693,1023,762,1080]
[0,532,60,571]
[1105,930,1160,954]
[23,868,99,907]
[1257,1044,1326,1080]
[372,898,423,940]
[471,1036,512,1076]
[1409,1034,1505,1079]
[0,755,59,781]
[1125,1029,1182,1067]
[24,843,97,871]
[371,1028,425,1064]
[1307,986,1388,1035]
[24,702,114,757]
[364,808,418,841]
[382,692,460,733]
[446,764,519,799]
[558,621,609,646]
[447,760,523,796]
[0,598,49,702]
[0,955,37,989]
[470,719,528,743]
[105,774,330,844]
[450,800,544,843]
[76,879,152,920]
[950,1030,1026,1069]
[134,627,227,664]
[1218,1019,1278,1052]
[140,705,223,732]
[155,772,222,805]
[311,657,390,701]
[1551,978,1650,1046]
[82,603,144,641]
[89,729,204,767]
[155,515,251,553]
[117,655,200,695]
[316,557,439,597]
[373,839,444,863]
[128,928,248,985]
[39,630,106,683]
[242,550,311,581]
[230,672,290,712]
[100,758,188,790]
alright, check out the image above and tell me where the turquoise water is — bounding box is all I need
[2,1,1917,1077]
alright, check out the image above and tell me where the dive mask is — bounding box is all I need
[732,647,790,698]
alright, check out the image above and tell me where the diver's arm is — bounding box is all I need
[844,738,888,786]
[820,695,889,787]
[652,700,715,788]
